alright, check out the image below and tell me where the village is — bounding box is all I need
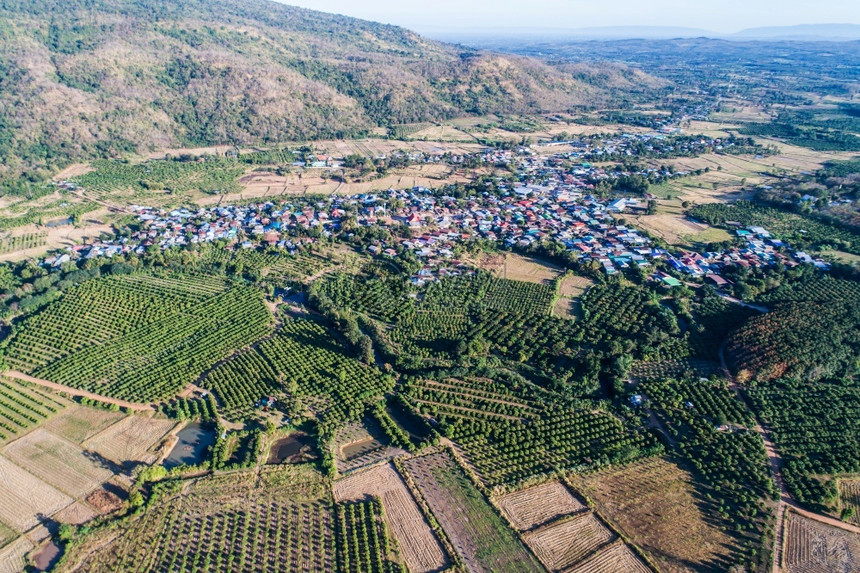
[46,139,819,286]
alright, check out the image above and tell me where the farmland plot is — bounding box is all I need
[334,463,449,573]
[402,452,542,573]
[523,513,617,572]
[0,537,34,573]
[43,406,125,444]
[57,466,392,573]
[496,480,587,531]
[565,540,652,573]
[783,510,860,573]
[3,429,112,498]
[0,455,72,532]
[839,479,860,526]
[0,377,68,444]
[575,457,736,573]
[83,415,177,466]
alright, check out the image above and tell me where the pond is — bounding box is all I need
[32,541,61,571]
[268,432,315,464]
[44,217,73,228]
[164,422,216,468]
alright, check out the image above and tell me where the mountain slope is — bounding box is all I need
[0,0,645,184]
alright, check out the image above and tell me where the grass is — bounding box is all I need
[574,456,739,573]
[429,462,541,572]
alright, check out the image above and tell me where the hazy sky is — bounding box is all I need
[283,0,859,34]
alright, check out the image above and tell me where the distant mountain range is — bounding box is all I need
[429,23,860,43]
[0,0,659,186]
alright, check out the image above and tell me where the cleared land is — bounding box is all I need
[3,428,113,498]
[0,537,34,573]
[554,273,594,319]
[565,540,652,573]
[333,463,449,573]
[83,415,177,466]
[574,456,736,573]
[496,480,586,531]
[0,455,72,532]
[783,510,860,572]
[43,406,125,444]
[523,513,617,571]
[471,252,563,286]
[333,422,405,474]
[402,452,542,573]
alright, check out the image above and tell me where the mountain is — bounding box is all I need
[428,26,716,43]
[0,0,656,187]
[731,24,860,41]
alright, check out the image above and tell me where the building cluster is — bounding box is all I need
[44,145,823,286]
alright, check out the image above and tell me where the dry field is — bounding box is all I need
[554,273,594,320]
[625,213,716,246]
[496,480,587,531]
[783,510,860,572]
[3,429,113,498]
[524,513,617,571]
[407,125,477,142]
[839,479,860,526]
[402,452,542,573]
[54,501,98,526]
[83,415,177,466]
[574,456,735,573]
[565,540,652,573]
[333,462,449,573]
[0,455,72,532]
[0,537,34,573]
[43,406,125,444]
[486,253,563,285]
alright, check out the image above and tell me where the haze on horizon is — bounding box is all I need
[283,0,860,35]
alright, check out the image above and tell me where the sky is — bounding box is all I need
[282,0,860,34]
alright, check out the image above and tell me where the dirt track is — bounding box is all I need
[3,370,154,411]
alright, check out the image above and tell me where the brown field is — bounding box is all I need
[554,273,594,320]
[783,510,860,572]
[403,452,542,573]
[0,536,34,573]
[839,479,860,525]
[486,253,563,285]
[0,455,72,532]
[565,540,652,573]
[625,213,715,246]
[43,406,126,444]
[497,480,587,531]
[523,513,617,571]
[3,429,113,498]
[333,463,449,573]
[408,125,477,142]
[53,501,98,525]
[574,456,736,573]
[83,415,177,466]
[85,486,124,514]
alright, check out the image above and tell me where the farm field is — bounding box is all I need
[471,252,563,285]
[565,540,652,573]
[0,537,34,573]
[782,510,860,572]
[839,479,860,526]
[0,454,72,533]
[3,429,113,498]
[57,465,401,573]
[82,415,177,466]
[523,513,617,571]
[574,456,737,573]
[5,274,274,403]
[43,406,126,444]
[401,452,543,573]
[333,463,449,573]
[496,480,587,531]
[0,377,69,444]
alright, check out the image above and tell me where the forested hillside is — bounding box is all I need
[0,0,653,187]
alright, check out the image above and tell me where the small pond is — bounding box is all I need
[268,432,315,464]
[32,541,61,571]
[164,422,216,468]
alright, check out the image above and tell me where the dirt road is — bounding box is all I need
[3,370,155,411]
